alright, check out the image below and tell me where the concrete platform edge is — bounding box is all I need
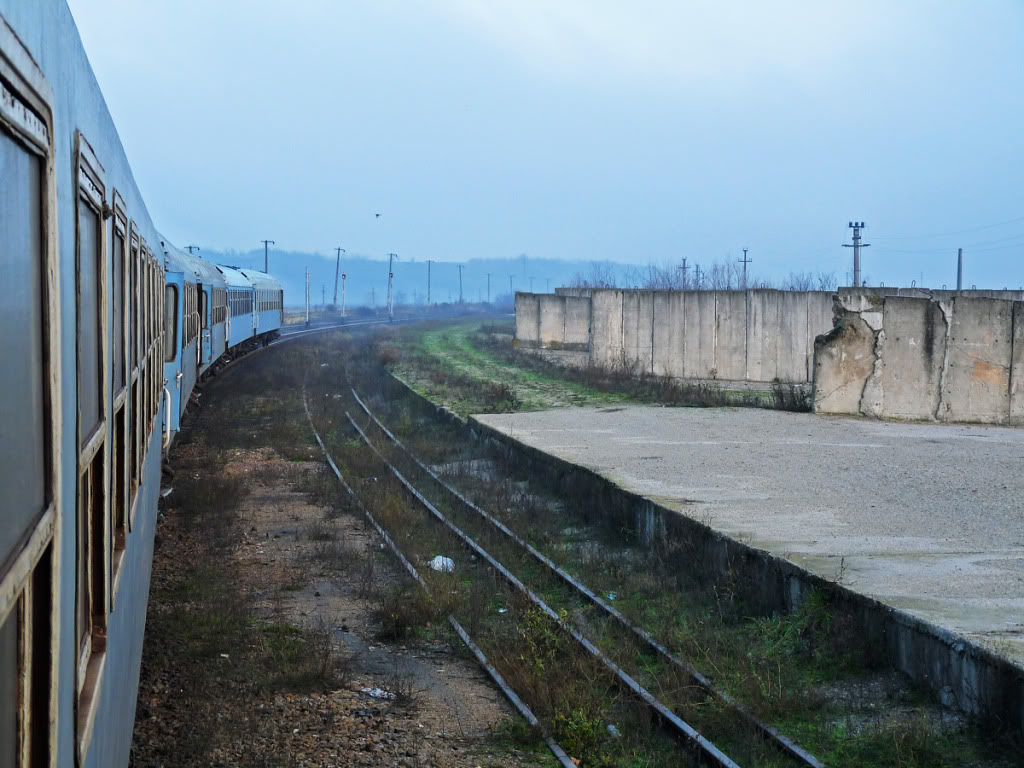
[466,414,1024,736]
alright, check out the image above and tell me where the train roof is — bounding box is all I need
[160,236,226,287]
[215,264,254,290]
[237,268,282,292]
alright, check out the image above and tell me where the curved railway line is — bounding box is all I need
[346,387,825,768]
[290,334,830,767]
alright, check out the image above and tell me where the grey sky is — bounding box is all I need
[67,0,1024,287]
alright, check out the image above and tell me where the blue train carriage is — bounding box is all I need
[216,265,256,351]
[2,4,169,767]
[238,268,283,343]
[160,239,227,434]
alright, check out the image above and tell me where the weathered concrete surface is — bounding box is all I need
[474,405,1024,727]
[514,293,540,346]
[941,298,1013,424]
[537,294,565,347]
[1012,302,1024,427]
[815,295,1024,424]
[812,314,876,414]
[590,289,624,367]
[563,296,591,346]
[516,288,834,384]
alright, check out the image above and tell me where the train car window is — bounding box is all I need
[74,133,109,754]
[165,286,178,362]
[111,196,126,394]
[109,194,128,603]
[0,25,58,766]
[77,189,102,438]
[0,115,46,575]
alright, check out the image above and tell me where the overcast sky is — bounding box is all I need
[67,0,1024,287]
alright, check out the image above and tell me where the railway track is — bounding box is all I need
[307,379,747,766]
[346,388,825,768]
[301,385,578,768]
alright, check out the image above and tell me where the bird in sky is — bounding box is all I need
[374,213,381,218]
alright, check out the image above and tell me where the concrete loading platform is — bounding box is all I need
[474,405,1024,724]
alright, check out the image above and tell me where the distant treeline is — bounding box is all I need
[197,248,841,308]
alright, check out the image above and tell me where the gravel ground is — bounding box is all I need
[475,406,1024,663]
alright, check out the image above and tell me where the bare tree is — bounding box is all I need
[815,271,838,291]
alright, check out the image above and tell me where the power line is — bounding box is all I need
[872,214,1024,241]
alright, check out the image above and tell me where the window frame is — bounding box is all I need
[0,20,60,767]
[73,130,109,761]
[108,191,128,607]
[127,226,140,530]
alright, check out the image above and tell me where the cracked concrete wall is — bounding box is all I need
[814,295,1024,424]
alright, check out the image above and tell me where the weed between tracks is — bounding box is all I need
[135,343,550,768]
[301,325,1022,768]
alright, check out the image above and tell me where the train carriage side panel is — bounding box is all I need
[239,269,283,340]
[217,265,256,350]
[0,4,169,767]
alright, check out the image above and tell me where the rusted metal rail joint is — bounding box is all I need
[344,409,740,768]
[301,388,576,768]
[350,388,824,768]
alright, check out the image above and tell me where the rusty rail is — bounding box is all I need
[301,386,576,768]
[350,387,825,768]
[342,408,740,768]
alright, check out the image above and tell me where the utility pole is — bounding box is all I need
[321,285,325,308]
[458,264,464,303]
[529,276,535,292]
[304,266,310,327]
[341,273,347,317]
[426,260,434,306]
[333,247,345,307]
[486,273,491,303]
[957,248,963,294]
[843,222,870,287]
[677,258,688,288]
[509,274,515,299]
[261,239,275,272]
[185,245,200,255]
[546,278,550,293]
[695,264,702,290]
[738,249,752,290]
[387,252,397,320]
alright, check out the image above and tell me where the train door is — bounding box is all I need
[161,273,183,435]
[198,282,211,366]
[252,288,258,336]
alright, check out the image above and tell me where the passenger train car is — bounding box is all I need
[0,3,281,766]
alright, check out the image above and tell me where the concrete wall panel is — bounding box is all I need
[537,294,566,346]
[813,315,875,414]
[622,291,655,373]
[514,293,540,346]
[715,291,747,380]
[695,291,718,377]
[776,291,809,382]
[940,298,1013,424]
[877,297,948,420]
[652,291,685,377]
[590,289,624,367]
[563,296,591,346]
[1011,302,1024,426]
[745,291,775,382]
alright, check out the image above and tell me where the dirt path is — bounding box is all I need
[132,349,550,767]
